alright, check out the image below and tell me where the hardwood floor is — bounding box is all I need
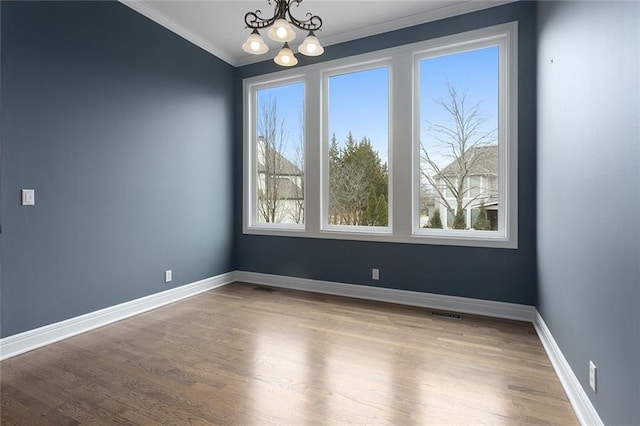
[1,282,578,425]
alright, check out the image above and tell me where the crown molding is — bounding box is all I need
[120,0,515,68]
[119,0,238,66]
[235,0,516,67]
[322,0,515,48]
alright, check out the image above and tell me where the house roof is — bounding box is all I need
[257,144,303,177]
[257,141,304,200]
[273,179,304,200]
[440,145,498,177]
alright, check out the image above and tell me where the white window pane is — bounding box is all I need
[419,46,499,231]
[327,67,389,227]
[255,82,304,224]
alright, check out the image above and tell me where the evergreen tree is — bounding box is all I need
[472,201,491,230]
[328,133,342,223]
[452,209,466,229]
[328,133,388,226]
[329,133,340,161]
[375,194,388,226]
[428,209,442,229]
[364,191,388,226]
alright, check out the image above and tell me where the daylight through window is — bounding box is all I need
[417,46,500,232]
[326,66,390,229]
[254,82,305,225]
[244,23,517,248]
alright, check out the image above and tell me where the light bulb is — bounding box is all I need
[274,43,298,67]
[267,19,296,42]
[242,29,268,55]
[298,32,324,57]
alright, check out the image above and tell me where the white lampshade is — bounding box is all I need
[274,43,298,67]
[298,32,324,56]
[242,29,269,55]
[267,18,296,43]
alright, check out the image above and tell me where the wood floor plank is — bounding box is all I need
[1,282,578,425]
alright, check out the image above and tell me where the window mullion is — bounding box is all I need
[242,22,517,248]
[391,51,413,237]
[305,70,322,234]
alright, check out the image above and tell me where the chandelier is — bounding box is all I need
[242,0,324,67]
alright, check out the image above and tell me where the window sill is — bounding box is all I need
[243,226,517,249]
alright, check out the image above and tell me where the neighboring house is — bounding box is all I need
[256,137,304,224]
[434,145,498,230]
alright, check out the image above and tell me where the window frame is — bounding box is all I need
[322,60,393,234]
[243,22,518,249]
[412,34,516,246]
[244,75,307,231]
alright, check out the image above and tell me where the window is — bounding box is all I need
[250,81,305,227]
[244,23,517,248]
[416,45,502,234]
[325,65,390,230]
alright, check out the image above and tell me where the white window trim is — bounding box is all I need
[322,60,393,234]
[243,22,518,249]
[243,75,306,231]
[412,26,518,248]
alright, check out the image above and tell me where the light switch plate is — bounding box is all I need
[22,189,35,206]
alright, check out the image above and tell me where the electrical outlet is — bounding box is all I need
[165,270,172,283]
[22,189,35,206]
[589,361,597,392]
[372,268,379,280]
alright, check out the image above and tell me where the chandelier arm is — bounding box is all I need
[286,0,323,31]
[245,1,288,30]
[244,9,278,30]
[245,0,322,32]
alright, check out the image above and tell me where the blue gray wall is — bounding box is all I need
[2,0,638,423]
[0,1,235,337]
[537,2,640,424]
[235,2,538,305]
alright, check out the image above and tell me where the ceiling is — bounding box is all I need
[121,0,513,67]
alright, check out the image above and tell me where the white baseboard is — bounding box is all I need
[235,271,536,322]
[0,269,602,425]
[533,310,603,426]
[237,271,601,425]
[0,272,235,361]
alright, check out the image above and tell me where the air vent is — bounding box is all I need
[252,286,277,292]
[431,311,462,320]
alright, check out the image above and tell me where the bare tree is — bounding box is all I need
[290,104,305,224]
[256,96,305,224]
[257,97,288,223]
[419,181,435,225]
[330,164,370,225]
[420,84,497,229]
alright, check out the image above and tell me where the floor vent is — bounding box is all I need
[253,286,277,293]
[431,311,463,321]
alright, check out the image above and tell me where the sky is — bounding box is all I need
[256,82,304,154]
[256,45,498,168]
[420,45,499,161]
[328,67,389,162]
